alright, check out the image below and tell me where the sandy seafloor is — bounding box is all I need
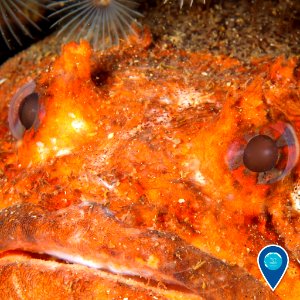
[0,0,299,65]
[143,0,299,60]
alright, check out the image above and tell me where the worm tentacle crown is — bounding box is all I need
[48,0,142,51]
[0,0,48,49]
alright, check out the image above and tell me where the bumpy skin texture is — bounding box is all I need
[0,31,299,299]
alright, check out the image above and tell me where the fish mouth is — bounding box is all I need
[0,201,276,298]
[0,249,197,295]
[0,252,207,300]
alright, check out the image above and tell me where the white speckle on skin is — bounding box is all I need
[0,78,7,85]
[295,198,300,211]
[36,141,49,160]
[159,96,172,105]
[56,148,71,157]
[107,132,114,139]
[183,157,207,186]
[97,177,115,190]
[12,273,24,299]
[290,183,300,212]
[176,89,215,110]
[178,198,185,203]
[68,112,76,118]
[194,170,206,185]
[71,119,85,132]
[36,141,44,148]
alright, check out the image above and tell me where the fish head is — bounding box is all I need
[0,34,299,298]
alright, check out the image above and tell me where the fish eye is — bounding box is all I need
[226,122,299,184]
[19,92,39,130]
[243,135,279,173]
[8,81,40,139]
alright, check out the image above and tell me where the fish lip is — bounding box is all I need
[0,250,198,295]
[0,202,283,298]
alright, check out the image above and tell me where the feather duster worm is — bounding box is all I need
[164,0,207,9]
[48,0,142,50]
[0,0,48,49]
[178,0,194,8]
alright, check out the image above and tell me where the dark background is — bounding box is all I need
[0,0,299,66]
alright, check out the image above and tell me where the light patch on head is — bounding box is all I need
[65,111,89,134]
[97,177,116,190]
[36,141,49,161]
[0,78,7,85]
[159,96,172,105]
[176,88,215,110]
[107,132,114,139]
[194,170,207,185]
[291,182,300,212]
[147,109,172,127]
[183,157,206,186]
[12,273,24,299]
[36,140,72,158]
[71,119,86,133]
[56,148,72,157]
[146,255,160,269]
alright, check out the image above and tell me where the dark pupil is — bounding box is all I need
[243,134,279,172]
[18,92,39,130]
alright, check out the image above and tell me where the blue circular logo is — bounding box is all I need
[264,252,282,271]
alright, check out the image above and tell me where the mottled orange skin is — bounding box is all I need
[0,31,299,299]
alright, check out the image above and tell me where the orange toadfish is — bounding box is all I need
[0,30,299,299]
